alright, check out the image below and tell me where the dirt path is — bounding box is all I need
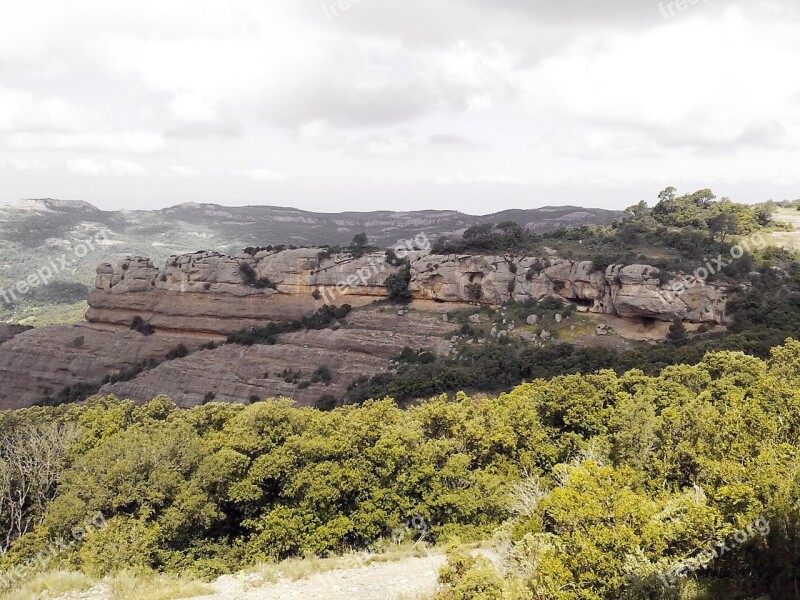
[53,553,446,600]
[197,553,445,600]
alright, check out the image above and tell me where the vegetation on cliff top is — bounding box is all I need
[431,188,792,274]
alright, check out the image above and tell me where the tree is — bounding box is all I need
[351,233,368,248]
[625,200,649,220]
[463,223,494,240]
[349,233,371,259]
[0,422,77,551]
[707,212,738,242]
[385,265,412,303]
[667,316,688,345]
[658,187,677,203]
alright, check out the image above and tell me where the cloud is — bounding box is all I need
[0,88,98,133]
[163,93,240,137]
[67,159,146,176]
[0,158,48,171]
[1,0,799,212]
[8,132,166,155]
[235,169,284,181]
[161,165,201,178]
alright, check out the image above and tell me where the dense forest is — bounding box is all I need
[2,340,800,598]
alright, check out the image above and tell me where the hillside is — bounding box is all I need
[0,199,623,319]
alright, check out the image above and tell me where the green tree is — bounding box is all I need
[667,317,688,345]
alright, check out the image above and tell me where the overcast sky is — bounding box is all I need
[1,0,799,213]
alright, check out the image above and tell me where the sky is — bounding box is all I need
[1,0,799,214]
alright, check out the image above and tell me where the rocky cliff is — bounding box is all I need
[0,248,730,410]
[86,249,729,334]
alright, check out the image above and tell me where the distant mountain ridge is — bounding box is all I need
[0,199,623,315]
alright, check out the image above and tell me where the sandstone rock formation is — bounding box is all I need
[0,324,208,409]
[0,247,731,410]
[98,308,453,408]
[87,250,730,336]
[410,255,729,324]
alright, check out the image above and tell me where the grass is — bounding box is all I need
[0,569,213,600]
[106,570,214,600]
[0,570,93,600]
[7,302,88,327]
[0,543,439,598]
[764,208,800,252]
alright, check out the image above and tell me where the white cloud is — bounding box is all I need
[1,0,799,211]
[0,88,98,133]
[67,159,146,176]
[236,169,284,181]
[0,158,48,171]
[8,132,166,155]
[161,165,201,178]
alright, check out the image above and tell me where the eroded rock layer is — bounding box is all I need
[87,250,729,333]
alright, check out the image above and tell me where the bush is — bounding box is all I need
[130,316,155,336]
[385,266,412,303]
[310,366,333,384]
[165,344,189,360]
[315,394,339,411]
[227,305,352,345]
[239,263,276,289]
[465,283,482,302]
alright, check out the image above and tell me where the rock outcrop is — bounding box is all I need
[410,255,728,323]
[0,324,209,409]
[97,308,454,408]
[0,247,731,410]
[87,250,728,336]
[0,323,32,344]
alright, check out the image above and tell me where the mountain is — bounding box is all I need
[0,199,623,316]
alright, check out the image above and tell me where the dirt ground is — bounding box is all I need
[53,553,446,600]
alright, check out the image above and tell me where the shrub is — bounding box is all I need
[385,266,412,303]
[315,394,339,411]
[130,316,155,336]
[310,366,333,384]
[239,263,276,289]
[165,344,189,360]
[465,283,482,302]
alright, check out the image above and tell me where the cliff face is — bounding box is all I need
[0,248,730,410]
[0,324,209,409]
[410,255,727,324]
[86,249,729,333]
